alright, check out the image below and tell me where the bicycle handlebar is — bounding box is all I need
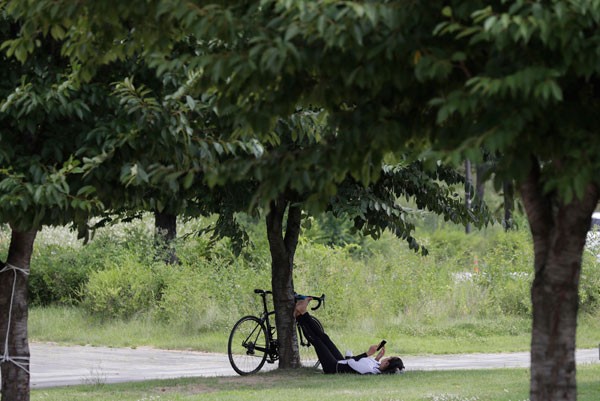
[253,289,326,310]
[300,293,325,311]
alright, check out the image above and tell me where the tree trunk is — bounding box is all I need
[154,210,178,264]
[519,159,598,401]
[475,162,489,205]
[503,180,515,231]
[265,194,302,369]
[0,228,37,401]
[464,159,472,234]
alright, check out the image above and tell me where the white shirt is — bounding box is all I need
[338,357,381,374]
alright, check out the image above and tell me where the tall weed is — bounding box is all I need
[156,256,271,333]
[295,227,537,330]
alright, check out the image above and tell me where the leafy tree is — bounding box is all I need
[158,3,599,399]
[111,58,490,366]
[0,13,234,399]
[209,111,489,367]
[2,0,489,371]
[131,2,597,399]
[432,5,600,400]
[91,70,220,264]
[94,85,487,368]
[0,19,107,400]
[0,0,491,380]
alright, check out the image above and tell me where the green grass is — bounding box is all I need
[29,306,600,355]
[29,306,225,351]
[31,365,600,401]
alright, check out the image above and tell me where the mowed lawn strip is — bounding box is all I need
[32,364,600,401]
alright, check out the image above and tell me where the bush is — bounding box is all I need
[426,228,485,266]
[580,252,600,313]
[81,256,164,319]
[29,245,93,306]
[28,230,140,305]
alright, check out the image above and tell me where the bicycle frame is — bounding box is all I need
[253,289,279,363]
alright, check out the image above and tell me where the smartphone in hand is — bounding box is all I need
[377,340,387,351]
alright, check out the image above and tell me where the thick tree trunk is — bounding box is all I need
[154,210,178,264]
[265,195,302,369]
[519,160,598,401]
[0,228,37,401]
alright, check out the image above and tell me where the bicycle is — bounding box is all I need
[227,288,325,375]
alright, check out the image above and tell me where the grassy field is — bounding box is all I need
[31,365,600,401]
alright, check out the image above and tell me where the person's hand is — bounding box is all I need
[375,346,385,361]
[367,344,378,356]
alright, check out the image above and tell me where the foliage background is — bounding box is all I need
[2,213,599,350]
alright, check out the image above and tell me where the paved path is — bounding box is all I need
[29,343,599,388]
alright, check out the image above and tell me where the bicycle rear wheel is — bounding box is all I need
[298,315,323,369]
[228,316,269,375]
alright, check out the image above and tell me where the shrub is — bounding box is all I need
[29,245,93,306]
[81,256,164,319]
[28,230,149,306]
[580,252,600,313]
[294,242,369,328]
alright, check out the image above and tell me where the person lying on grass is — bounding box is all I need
[294,297,405,374]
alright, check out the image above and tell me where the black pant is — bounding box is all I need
[296,312,355,374]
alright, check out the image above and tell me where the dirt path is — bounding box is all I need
[30,343,599,388]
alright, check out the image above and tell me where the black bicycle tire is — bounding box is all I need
[228,315,269,375]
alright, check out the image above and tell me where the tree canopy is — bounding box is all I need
[0,20,104,232]
[3,1,599,400]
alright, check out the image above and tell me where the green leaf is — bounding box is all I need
[284,24,300,41]
[548,81,563,101]
[50,24,65,40]
[185,95,196,110]
[182,171,194,189]
[77,186,96,196]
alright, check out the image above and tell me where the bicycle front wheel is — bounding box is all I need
[228,316,269,375]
